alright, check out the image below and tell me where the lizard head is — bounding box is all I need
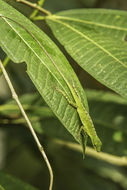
[92,136,102,152]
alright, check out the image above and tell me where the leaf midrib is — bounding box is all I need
[49,15,127,32]
[48,17,127,69]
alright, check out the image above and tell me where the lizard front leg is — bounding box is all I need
[79,126,88,159]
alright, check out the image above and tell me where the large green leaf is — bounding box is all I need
[0,172,38,190]
[0,0,90,146]
[46,9,127,99]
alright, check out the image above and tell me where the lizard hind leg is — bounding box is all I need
[55,87,77,109]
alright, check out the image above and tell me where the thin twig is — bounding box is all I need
[0,57,10,75]
[0,60,53,190]
[16,0,51,16]
[54,139,127,166]
[30,15,45,21]
[30,0,45,19]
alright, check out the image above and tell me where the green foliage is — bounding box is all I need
[0,0,89,146]
[1,90,127,189]
[46,9,127,99]
[0,0,127,189]
[0,172,38,190]
[1,90,127,156]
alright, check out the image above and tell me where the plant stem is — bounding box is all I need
[16,0,51,16]
[54,139,127,166]
[0,60,53,190]
[30,0,45,19]
[0,56,10,75]
[30,15,45,21]
[38,0,45,6]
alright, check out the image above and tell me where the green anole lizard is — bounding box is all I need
[55,78,102,158]
[0,15,102,158]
